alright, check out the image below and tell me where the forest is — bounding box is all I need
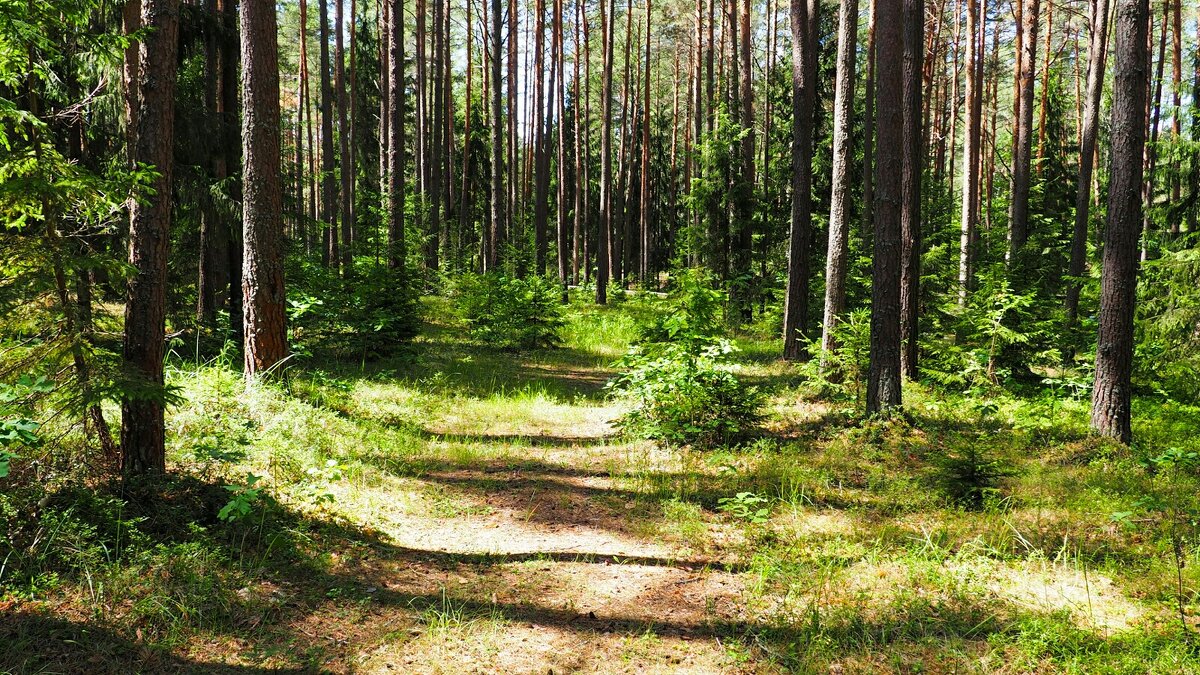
[2,0,1200,669]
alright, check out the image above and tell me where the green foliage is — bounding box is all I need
[451,273,566,350]
[801,308,872,403]
[610,339,763,448]
[717,491,772,524]
[288,262,420,358]
[612,270,763,447]
[933,444,1016,509]
[638,268,726,346]
[218,473,266,522]
[923,270,1059,391]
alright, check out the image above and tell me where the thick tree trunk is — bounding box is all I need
[1092,0,1149,444]
[819,0,858,366]
[241,0,288,376]
[867,0,904,413]
[122,0,179,475]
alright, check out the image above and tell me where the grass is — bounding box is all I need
[3,297,1200,673]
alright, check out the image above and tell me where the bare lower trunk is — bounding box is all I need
[820,0,859,367]
[1092,0,1149,444]
[867,0,903,413]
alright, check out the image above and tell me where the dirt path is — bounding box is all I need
[335,384,761,674]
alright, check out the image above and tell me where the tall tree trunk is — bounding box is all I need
[336,0,352,272]
[573,0,586,283]
[319,0,338,266]
[387,0,406,269]
[554,0,569,294]
[783,0,814,360]
[1140,1,1167,260]
[1007,0,1040,266]
[489,0,506,270]
[820,0,858,366]
[534,0,550,275]
[596,0,615,303]
[430,0,445,272]
[640,0,654,284]
[1065,0,1110,329]
[732,0,753,318]
[862,0,877,237]
[900,0,924,379]
[867,0,903,413]
[242,0,288,376]
[957,0,983,305]
[1092,0,1149,444]
[122,0,180,475]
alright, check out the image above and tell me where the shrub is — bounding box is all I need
[638,268,725,346]
[452,273,565,350]
[800,307,872,402]
[288,263,421,359]
[609,339,763,448]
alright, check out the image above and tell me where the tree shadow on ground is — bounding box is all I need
[6,473,1178,673]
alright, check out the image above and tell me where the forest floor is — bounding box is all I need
[4,297,1200,673]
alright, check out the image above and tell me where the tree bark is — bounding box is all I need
[387,0,406,269]
[319,0,338,266]
[867,0,904,413]
[1092,0,1149,444]
[1065,0,1110,329]
[819,0,858,366]
[957,0,983,306]
[241,0,289,376]
[335,0,352,272]
[122,0,180,475]
[1007,0,1040,266]
[900,0,924,380]
[783,0,814,359]
[596,0,615,303]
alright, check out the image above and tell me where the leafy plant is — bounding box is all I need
[609,339,763,448]
[718,492,772,524]
[218,473,266,522]
[638,268,726,347]
[452,273,565,350]
[1113,446,1200,632]
[802,308,872,403]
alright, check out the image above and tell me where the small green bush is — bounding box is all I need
[609,339,763,448]
[452,273,565,350]
[288,263,420,359]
